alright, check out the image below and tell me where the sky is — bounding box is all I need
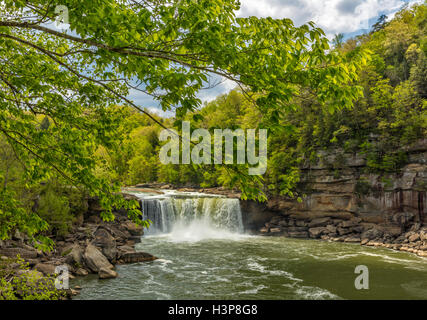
[131,0,424,117]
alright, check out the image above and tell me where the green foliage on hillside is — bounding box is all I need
[1,1,423,245]
[101,4,426,199]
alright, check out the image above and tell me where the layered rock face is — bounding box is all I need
[242,139,427,257]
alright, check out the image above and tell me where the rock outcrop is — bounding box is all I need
[245,139,427,258]
[0,192,157,297]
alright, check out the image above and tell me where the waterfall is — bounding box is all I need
[133,191,244,239]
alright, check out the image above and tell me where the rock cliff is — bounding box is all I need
[241,139,427,257]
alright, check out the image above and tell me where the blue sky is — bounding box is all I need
[131,0,424,117]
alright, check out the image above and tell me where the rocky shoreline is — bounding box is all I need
[128,183,427,259]
[0,193,157,299]
[258,215,427,258]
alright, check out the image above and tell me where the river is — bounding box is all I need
[71,190,427,300]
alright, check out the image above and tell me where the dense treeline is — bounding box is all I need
[2,0,368,247]
[0,3,425,246]
[97,5,426,200]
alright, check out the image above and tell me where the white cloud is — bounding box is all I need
[197,77,238,104]
[146,107,175,118]
[237,0,420,38]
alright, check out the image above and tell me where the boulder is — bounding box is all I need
[65,244,84,267]
[408,233,420,242]
[91,228,117,262]
[110,226,131,240]
[121,252,157,264]
[123,221,144,236]
[309,227,327,238]
[83,244,114,273]
[361,238,370,245]
[361,227,384,240]
[259,227,269,233]
[34,263,57,276]
[278,220,288,227]
[344,237,361,243]
[418,251,427,257]
[75,268,89,276]
[98,267,118,279]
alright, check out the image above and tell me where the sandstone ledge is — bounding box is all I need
[257,214,427,258]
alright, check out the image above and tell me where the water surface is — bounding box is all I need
[72,234,427,300]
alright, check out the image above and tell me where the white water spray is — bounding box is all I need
[132,190,245,241]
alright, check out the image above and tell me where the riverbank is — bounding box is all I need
[258,215,427,258]
[0,193,156,299]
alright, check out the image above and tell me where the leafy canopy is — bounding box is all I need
[0,0,368,244]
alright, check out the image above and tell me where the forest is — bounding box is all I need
[95,5,426,196]
[0,2,426,247]
[0,0,426,302]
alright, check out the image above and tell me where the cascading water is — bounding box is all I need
[133,190,244,241]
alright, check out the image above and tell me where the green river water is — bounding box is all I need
[71,234,427,300]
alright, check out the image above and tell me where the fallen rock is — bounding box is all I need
[123,221,144,236]
[65,244,84,267]
[309,227,327,238]
[361,238,370,245]
[344,237,361,243]
[83,244,114,273]
[418,251,427,257]
[92,228,117,262]
[361,227,384,240]
[34,263,57,276]
[98,267,118,279]
[75,268,89,276]
[408,234,420,242]
[120,251,157,264]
